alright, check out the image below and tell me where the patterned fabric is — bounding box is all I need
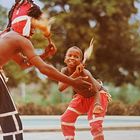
[0,73,17,114]
[0,71,23,140]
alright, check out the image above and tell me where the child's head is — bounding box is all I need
[64,46,83,68]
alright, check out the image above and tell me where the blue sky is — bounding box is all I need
[0,0,43,9]
[0,0,140,20]
[1,0,140,11]
[0,0,140,12]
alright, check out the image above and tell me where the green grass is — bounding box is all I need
[11,82,140,106]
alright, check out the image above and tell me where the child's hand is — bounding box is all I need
[76,63,85,74]
[93,104,103,114]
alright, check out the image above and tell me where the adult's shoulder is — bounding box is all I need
[1,31,22,40]
[9,31,31,44]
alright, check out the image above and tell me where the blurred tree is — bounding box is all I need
[40,0,140,86]
[3,62,41,87]
[1,0,140,87]
[0,5,7,30]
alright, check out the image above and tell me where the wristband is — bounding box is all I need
[94,102,101,106]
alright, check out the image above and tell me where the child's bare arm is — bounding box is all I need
[58,68,80,92]
[58,68,68,91]
[83,70,101,103]
[83,70,103,113]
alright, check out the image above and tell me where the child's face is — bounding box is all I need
[65,48,82,68]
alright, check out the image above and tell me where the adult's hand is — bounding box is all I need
[45,42,57,57]
[40,42,57,60]
[72,76,93,93]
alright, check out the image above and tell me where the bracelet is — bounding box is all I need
[29,55,38,62]
[94,102,101,106]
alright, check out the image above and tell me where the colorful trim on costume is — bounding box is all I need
[94,132,104,139]
[65,136,74,140]
[0,74,18,114]
[61,121,75,127]
[11,15,31,37]
[2,130,23,137]
[67,107,82,115]
[89,116,104,124]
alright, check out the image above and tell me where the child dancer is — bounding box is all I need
[59,46,110,140]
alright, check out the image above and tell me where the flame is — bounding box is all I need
[83,37,95,63]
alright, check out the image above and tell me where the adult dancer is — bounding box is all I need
[0,1,92,140]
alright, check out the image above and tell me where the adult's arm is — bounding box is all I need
[18,36,92,92]
[58,67,81,92]
[39,42,57,60]
[12,42,57,69]
[12,53,32,69]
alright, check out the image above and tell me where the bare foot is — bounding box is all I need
[93,105,103,114]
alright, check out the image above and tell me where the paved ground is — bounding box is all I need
[1,116,140,140]
[21,130,140,140]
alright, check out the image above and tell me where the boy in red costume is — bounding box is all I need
[59,46,111,140]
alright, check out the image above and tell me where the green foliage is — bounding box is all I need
[10,82,140,115]
[1,0,140,87]
[0,5,7,30]
[12,82,72,106]
[17,99,140,115]
[0,0,140,108]
[107,83,140,104]
[107,100,127,115]
[46,83,72,104]
[128,100,140,115]
[40,0,140,86]
[31,31,49,49]
[3,62,42,87]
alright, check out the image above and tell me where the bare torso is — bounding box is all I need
[0,31,22,67]
[64,67,101,97]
